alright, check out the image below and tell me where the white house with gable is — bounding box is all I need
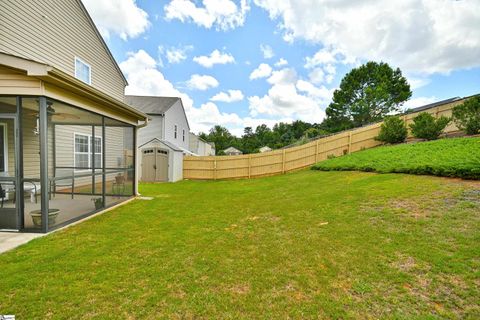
[125,96,191,182]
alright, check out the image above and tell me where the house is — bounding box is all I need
[0,0,148,232]
[223,147,243,156]
[124,96,190,182]
[189,133,215,156]
[259,146,272,153]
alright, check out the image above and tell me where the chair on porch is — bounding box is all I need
[0,183,15,208]
[51,169,75,199]
[112,174,126,195]
[0,184,5,208]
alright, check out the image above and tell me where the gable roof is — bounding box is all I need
[125,95,179,114]
[125,95,191,130]
[224,146,242,153]
[139,138,183,151]
[0,52,147,123]
[76,0,127,85]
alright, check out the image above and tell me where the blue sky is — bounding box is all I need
[84,0,480,135]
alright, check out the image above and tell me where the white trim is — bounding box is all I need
[0,122,8,173]
[73,132,102,172]
[74,56,92,85]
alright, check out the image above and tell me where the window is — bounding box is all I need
[74,133,102,170]
[0,123,6,172]
[174,125,177,139]
[183,129,186,142]
[75,57,91,84]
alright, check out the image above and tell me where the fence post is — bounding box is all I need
[282,149,286,174]
[213,159,217,180]
[248,154,251,179]
[315,139,319,163]
[348,131,352,154]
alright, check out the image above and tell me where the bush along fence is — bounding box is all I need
[183,97,470,180]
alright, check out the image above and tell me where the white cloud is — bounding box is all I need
[211,90,244,103]
[120,50,246,134]
[305,48,338,68]
[249,63,273,80]
[406,76,431,90]
[253,0,480,74]
[164,0,250,31]
[267,68,297,85]
[186,74,220,91]
[120,50,194,110]
[403,96,437,111]
[308,68,325,85]
[274,58,288,67]
[248,67,333,123]
[83,0,150,40]
[260,44,275,59]
[188,102,244,133]
[160,45,193,64]
[193,49,235,68]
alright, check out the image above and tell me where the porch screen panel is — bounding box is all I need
[21,98,42,230]
[47,99,104,229]
[104,118,135,207]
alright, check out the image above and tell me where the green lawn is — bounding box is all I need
[0,171,479,318]
[313,137,480,179]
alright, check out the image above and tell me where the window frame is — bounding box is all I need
[0,123,8,173]
[174,125,178,139]
[73,132,102,172]
[74,56,91,85]
[182,129,185,142]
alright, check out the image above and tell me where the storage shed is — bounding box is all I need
[138,138,184,182]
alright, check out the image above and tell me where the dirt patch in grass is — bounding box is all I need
[363,182,479,221]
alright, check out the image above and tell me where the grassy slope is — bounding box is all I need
[0,171,479,319]
[312,137,480,179]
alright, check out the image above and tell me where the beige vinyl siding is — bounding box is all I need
[0,66,43,95]
[138,115,164,146]
[0,0,125,100]
[22,115,41,179]
[55,125,127,188]
[0,120,15,174]
[7,123,14,174]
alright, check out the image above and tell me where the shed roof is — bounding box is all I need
[125,96,179,114]
[224,146,242,153]
[139,138,183,152]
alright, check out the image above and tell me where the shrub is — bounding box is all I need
[409,112,450,140]
[452,96,480,135]
[376,116,408,144]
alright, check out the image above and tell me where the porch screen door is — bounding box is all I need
[0,116,19,230]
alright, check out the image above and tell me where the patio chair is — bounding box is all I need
[52,168,75,199]
[0,184,5,208]
[112,174,126,195]
[0,183,15,208]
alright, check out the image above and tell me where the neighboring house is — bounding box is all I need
[259,146,272,153]
[223,147,243,156]
[125,96,190,182]
[189,133,215,156]
[0,0,148,233]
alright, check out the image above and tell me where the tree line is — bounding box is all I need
[200,61,413,155]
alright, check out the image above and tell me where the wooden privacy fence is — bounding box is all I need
[184,98,466,180]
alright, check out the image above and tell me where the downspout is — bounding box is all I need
[137,118,149,129]
[135,118,149,196]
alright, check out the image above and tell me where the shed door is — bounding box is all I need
[142,148,168,182]
[155,149,168,182]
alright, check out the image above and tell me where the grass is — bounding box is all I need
[0,170,479,318]
[312,137,480,179]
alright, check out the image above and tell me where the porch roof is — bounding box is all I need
[0,52,148,124]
